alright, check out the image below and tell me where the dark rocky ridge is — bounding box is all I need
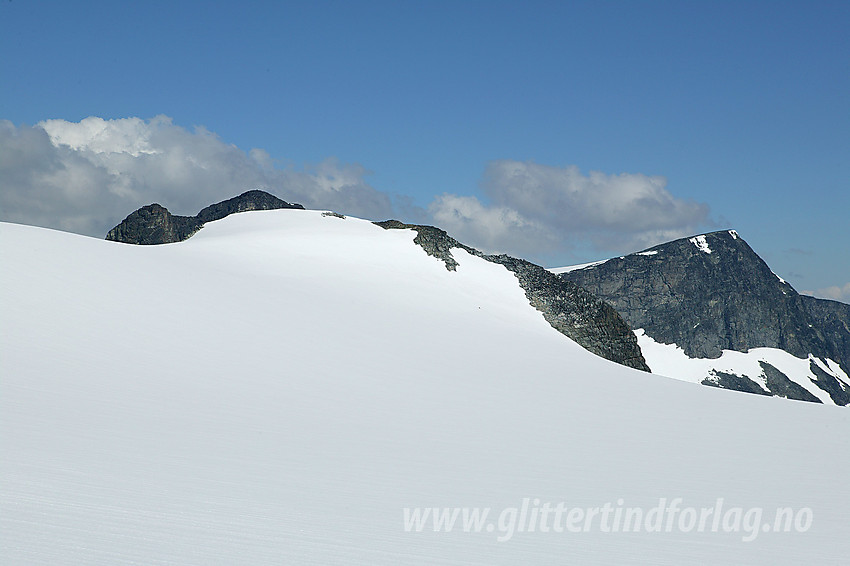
[559,230,850,403]
[703,370,772,397]
[196,190,302,223]
[105,204,203,245]
[375,220,650,372]
[808,359,850,405]
[374,220,478,271]
[106,190,304,244]
[759,361,822,403]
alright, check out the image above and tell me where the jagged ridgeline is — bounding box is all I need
[374,220,649,372]
[106,190,304,244]
[559,230,850,404]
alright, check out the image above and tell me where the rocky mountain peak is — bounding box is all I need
[106,190,303,244]
[561,230,820,358]
[105,203,202,245]
[196,190,303,223]
[559,229,850,403]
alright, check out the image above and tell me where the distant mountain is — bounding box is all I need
[106,189,303,244]
[557,230,850,405]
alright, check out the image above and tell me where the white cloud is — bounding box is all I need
[430,160,712,259]
[1,119,711,264]
[40,116,160,156]
[428,194,559,257]
[803,282,850,302]
[0,116,393,238]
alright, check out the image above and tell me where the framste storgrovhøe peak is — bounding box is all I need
[559,229,850,404]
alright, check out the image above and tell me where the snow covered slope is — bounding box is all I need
[2,211,849,564]
[635,330,850,404]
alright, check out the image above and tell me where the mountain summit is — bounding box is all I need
[105,189,303,244]
[558,230,850,404]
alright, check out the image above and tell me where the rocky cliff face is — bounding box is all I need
[106,190,304,244]
[105,204,202,245]
[800,296,850,365]
[196,190,302,223]
[559,230,850,403]
[375,220,649,372]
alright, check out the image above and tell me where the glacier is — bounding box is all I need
[1,210,848,564]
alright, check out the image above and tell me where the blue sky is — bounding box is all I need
[1,1,848,299]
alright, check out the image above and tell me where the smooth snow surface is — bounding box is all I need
[635,329,847,405]
[689,234,712,254]
[2,211,849,565]
[547,259,607,273]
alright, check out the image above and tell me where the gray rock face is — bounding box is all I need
[759,361,822,403]
[703,370,771,396]
[196,190,303,223]
[800,296,850,368]
[806,359,850,405]
[487,254,650,372]
[704,362,825,403]
[375,220,650,372]
[106,190,304,244]
[374,220,477,271]
[105,204,201,245]
[559,230,850,402]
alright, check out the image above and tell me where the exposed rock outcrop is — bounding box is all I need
[375,220,650,372]
[487,254,650,372]
[702,370,772,396]
[373,220,476,271]
[106,190,303,244]
[105,204,202,245]
[196,190,303,223]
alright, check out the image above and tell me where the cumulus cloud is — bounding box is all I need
[429,194,559,258]
[2,118,712,264]
[430,160,712,259]
[802,283,850,303]
[0,116,393,237]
